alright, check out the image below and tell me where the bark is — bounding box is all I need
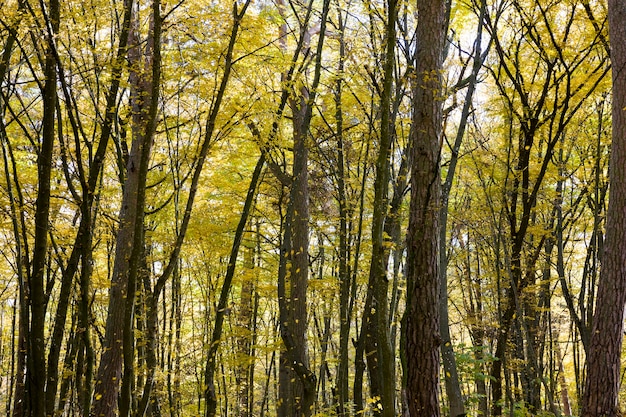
[334,9,350,415]
[279,92,312,417]
[91,1,161,414]
[404,0,447,415]
[554,337,572,416]
[363,0,398,414]
[1,133,28,417]
[277,186,317,417]
[236,242,256,417]
[166,261,182,417]
[581,1,626,415]
[29,0,60,415]
[351,142,370,416]
[135,267,161,417]
[0,5,28,414]
[41,0,136,411]
[275,2,330,416]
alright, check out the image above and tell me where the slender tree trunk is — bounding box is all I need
[581,1,626,415]
[0,16,26,416]
[333,9,351,415]
[351,141,370,416]
[1,17,29,412]
[29,1,60,415]
[235,241,255,417]
[363,1,398,415]
[404,0,447,415]
[438,2,487,415]
[204,154,265,417]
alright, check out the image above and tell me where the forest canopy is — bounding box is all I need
[0,0,622,416]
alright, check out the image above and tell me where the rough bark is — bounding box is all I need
[276,2,330,415]
[280,92,312,417]
[581,1,626,415]
[90,1,161,414]
[404,0,447,415]
[363,0,398,415]
[334,10,350,415]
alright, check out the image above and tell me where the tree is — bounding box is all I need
[361,0,399,414]
[276,1,330,415]
[404,0,448,415]
[581,0,626,415]
[28,1,60,415]
[478,1,609,413]
[0,0,620,415]
[438,1,489,415]
[91,1,162,415]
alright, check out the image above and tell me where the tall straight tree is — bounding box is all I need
[277,1,330,415]
[90,0,162,415]
[28,0,60,416]
[581,0,626,415]
[404,0,448,415]
[362,0,398,414]
[438,1,488,415]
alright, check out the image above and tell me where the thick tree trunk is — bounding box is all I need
[278,92,315,417]
[276,3,329,416]
[91,2,161,415]
[404,0,447,415]
[581,1,626,415]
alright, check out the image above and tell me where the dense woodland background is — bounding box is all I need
[1,0,625,416]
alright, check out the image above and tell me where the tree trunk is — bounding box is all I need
[363,1,398,415]
[276,2,330,416]
[29,0,60,414]
[581,1,626,415]
[91,1,161,414]
[236,241,256,417]
[278,92,315,417]
[404,0,447,415]
[334,10,351,415]
[438,1,487,414]
[204,154,265,417]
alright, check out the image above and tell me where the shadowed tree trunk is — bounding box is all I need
[91,1,161,415]
[275,1,330,416]
[581,1,626,415]
[362,0,398,415]
[28,0,60,415]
